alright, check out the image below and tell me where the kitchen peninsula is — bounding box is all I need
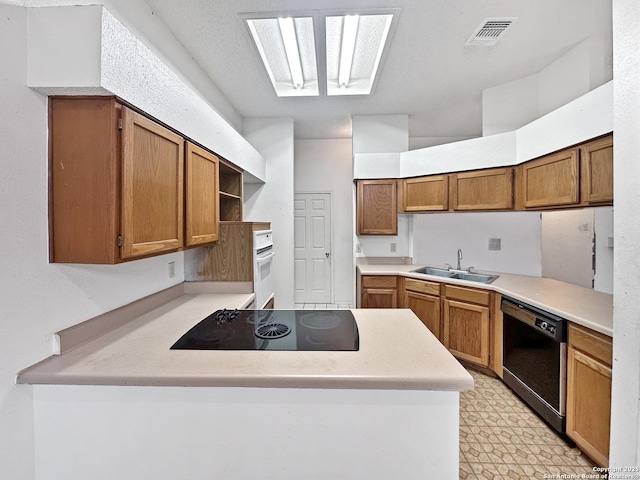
[18,283,473,480]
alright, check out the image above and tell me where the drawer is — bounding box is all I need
[569,323,612,366]
[443,284,490,306]
[362,276,397,288]
[404,278,440,296]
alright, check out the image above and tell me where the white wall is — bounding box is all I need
[610,0,640,467]
[294,139,354,304]
[0,6,188,479]
[27,6,266,181]
[400,131,517,178]
[594,207,613,294]
[352,115,408,154]
[356,215,413,259]
[243,118,295,308]
[483,37,612,136]
[482,73,539,137]
[33,385,460,480]
[408,136,476,150]
[412,212,542,276]
[541,209,595,288]
[538,36,609,118]
[516,81,613,163]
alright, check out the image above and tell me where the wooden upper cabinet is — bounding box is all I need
[185,142,219,247]
[450,167,514,211]
[520,149,580,209]
[356,179,398,235]
[49,97,188,264]
[121,107,184,259]
[403,175,448,212]
[581,134,613,204]
[219,160,243,222]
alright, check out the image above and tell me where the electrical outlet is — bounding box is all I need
[488,238,501,251]
[390,242,397,253]
[168,261,176,278]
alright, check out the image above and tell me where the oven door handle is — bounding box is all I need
[256,252,275,264]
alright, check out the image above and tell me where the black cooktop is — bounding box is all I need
[171,309,359,351]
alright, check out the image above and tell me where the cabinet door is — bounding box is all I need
[404,291,441,339]
[362,288,398,308]
[581,134,613,204]
[361,276,398,308]
[403,176,448,211]
[121,107,184,258]
[566,324,612,467]
[566,347,611,467]
[185,142,219,247]
[450,168,513,211]
[356,180,398,235]
[443,299,490,367]
[49,97,121,264]
[521,149,579,208]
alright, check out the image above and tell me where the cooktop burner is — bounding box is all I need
[171,310,359,351]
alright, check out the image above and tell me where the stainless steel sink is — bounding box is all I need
[410,266,455,278]
[450,272,499,284]
[410,266,498,284]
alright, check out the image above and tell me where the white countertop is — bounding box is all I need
[18,291,474,392]
[358,264,613,336]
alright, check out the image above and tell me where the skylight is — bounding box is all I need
[246,16,319,97]
[326,13,393,96]
[243,11,395,97]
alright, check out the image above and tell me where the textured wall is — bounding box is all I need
[27,6,266,181]
[0,6,191,478]
[610,0,640,468]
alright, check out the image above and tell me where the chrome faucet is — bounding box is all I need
[457,248,463,270]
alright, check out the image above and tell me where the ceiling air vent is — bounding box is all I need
[466,18,517,46]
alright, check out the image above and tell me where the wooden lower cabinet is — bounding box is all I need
[566,323,612,467]
[442,285,491,368]
[361,276,398,308]
[402,278,441,340]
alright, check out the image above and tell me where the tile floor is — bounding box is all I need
[294,303,354,309]
[303,304,598,479]
[461,368,596,479]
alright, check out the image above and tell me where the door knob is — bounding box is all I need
[325,252,330,258]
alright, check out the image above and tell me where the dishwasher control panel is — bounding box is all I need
[535,318,557,336]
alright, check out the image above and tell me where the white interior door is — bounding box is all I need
[294,193,332,303]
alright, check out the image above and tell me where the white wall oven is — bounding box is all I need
[253,230,274,309]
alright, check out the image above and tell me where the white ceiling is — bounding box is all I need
[12,0,613,140]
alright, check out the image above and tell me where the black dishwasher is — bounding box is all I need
[502,296,567,434]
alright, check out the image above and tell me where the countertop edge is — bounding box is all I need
[20,372,475,392]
